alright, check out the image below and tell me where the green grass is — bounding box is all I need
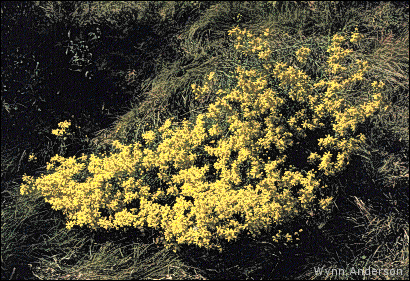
[2,1,408,279]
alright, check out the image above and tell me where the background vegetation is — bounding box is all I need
[2,1,408,279]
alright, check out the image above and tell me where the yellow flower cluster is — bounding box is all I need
[51,120,72,137]
[21,27,389,252]
[295,46,311,64]
[228,25,272,60]
[350,27,365,43]
[272,229,303,244]
[191,71,222,101]
[326,34,353,75]
[21,143,149,231]
[326,28,367,80]
[142,130,156,145]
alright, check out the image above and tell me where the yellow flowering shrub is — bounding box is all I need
[21,27,390,252]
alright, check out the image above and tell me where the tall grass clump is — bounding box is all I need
[20,25,391,255]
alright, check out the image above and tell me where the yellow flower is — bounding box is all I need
[142,130,156,144]
[371,80,385,90]
[208,72,215,81]
[258,49,271,60]
[296,47,311,64]
[28,153,37,162]
[228,25,240,36]
[319,197,333,211]
[52,120,72,136]
[209,124,222,136]
[350,27,364,43]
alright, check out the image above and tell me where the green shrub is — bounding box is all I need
[20,27,390,252]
